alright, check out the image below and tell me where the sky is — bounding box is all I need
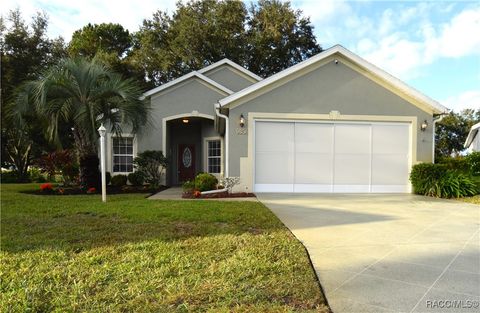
[2,0,479,112]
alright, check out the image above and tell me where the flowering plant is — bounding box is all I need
[40,183,53,192]
[193,190,201,198]
[87,187,96,194]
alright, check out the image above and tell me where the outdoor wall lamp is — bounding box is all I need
[239,114,245,128]
[420,120,428,132]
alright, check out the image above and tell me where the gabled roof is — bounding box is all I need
[198,58,263,82]
[142,71,233,98]
[218,45,448,114]
[465,122,480,148]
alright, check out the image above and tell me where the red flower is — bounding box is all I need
[87,187,96,194]
[40,183,53,191]
[193,190,201,198]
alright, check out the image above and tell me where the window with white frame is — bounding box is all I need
[112,137,134,173]
[206,140,221,174]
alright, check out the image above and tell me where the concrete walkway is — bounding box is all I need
[257,193,480,313]
[149,187,257,201]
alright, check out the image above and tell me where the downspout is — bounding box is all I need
[432,112,448,163]
[215,102,229,178]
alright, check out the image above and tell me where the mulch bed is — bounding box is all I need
[22,185,168,196]
[182,190,256,199]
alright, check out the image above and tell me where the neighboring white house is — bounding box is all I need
[465,122,480,153]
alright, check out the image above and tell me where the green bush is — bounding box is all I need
[133,150,168,187]
[465,151,480,176]
[28,167,47,183]
[182,180,195,192]
[0,171,22,183]
[194,173,218,192]
[106,172,111,185]
[111,174,127,187]
[410,163,477,198]
[437,157,469,173]
[128,172,144,186]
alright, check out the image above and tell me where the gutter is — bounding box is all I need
[215,102,229,177]
[201,188,228,195]
[432,111,449,163]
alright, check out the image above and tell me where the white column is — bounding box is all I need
[98,124,107,202]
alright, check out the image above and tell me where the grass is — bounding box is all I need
[0,184,329,312]
[458,195,480,205]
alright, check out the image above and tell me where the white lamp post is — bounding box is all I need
[98,124,107,202]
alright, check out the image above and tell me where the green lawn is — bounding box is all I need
[0,184,329,312]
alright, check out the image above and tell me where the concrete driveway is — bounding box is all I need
[257,194,480,313]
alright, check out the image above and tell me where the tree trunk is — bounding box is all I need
[73,127,100,190]
[79,153,100,190]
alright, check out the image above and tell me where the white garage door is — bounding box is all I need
[254,121,411,193]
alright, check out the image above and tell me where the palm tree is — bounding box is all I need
[15,58,150,189]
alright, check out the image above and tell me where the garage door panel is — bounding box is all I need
[295,123,333,153]
[255,122,294,153]
[294,123,334,185]
[372,155,409,185]
[372,124,409,154]
[334,154,371,185]
[335,124,371,154]
[295,153,333,184]
[255,154,294,184]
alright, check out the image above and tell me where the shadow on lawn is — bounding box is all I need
[1,204,283,253]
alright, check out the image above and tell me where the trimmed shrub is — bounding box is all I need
[194,173,218,192]
[437,157,469,173]
[410,163,477,198]
[111,174,127,187]
[128,172,144,186]
[182,180,195,192]
[465,151,480,176]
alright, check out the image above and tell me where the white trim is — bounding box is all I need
[142,71,234,98]
[203,136,223,177]
[215,104,229,177]
[464,122,480,148]
[107,133,137,175]
[218,45,447,114]
[198,58,263,82]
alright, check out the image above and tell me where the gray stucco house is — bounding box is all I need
[106,45,447,193]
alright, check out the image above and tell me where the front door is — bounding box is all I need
[178,144,195,182]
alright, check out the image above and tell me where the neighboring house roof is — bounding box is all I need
[142,71,234,98]
[198,58,263,82]
[218,45,448,114]
[465,122,480,148]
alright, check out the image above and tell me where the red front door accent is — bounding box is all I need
[178,144,195,182]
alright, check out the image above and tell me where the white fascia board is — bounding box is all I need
[198,58,263,82]
[218,45,448,114]
[464,122,480,148]
[142,71,234,98]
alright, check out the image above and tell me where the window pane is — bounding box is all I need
[112,137,134,172]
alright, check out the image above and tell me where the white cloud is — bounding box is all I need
[1,0,177,40]
[296,0,350,24]
[442,90,480,112]
[435,7,480,58]
[355,5,480,80]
